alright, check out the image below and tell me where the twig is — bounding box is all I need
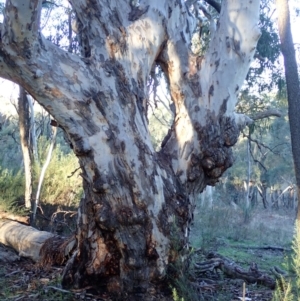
[5,269,21,277]
[46,286,72,294]
[67,167,81,178]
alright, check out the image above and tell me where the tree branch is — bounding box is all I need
[203,0,221,14]
[2,0,42,44]
[159,0,260,189]
[250,108,282,120]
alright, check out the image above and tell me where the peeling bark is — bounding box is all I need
[0,0,261,297]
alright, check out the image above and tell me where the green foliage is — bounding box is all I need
[33,141,82,206]
[41,1,79,53]
[147,69,173,151]
[272,221,300,301]
[0,168,26,214]
[0,115,23,172]
[172,288,185,301]
[292,222,300,288]
[227,91,294,204]
[273,278,293,301]
[245,0,283,93]
[0,111,82,212]
[148,103,173,151]
[191,199,293,251]
[168,258,199,301]
[167,219,199,301]
[190,0,283,93]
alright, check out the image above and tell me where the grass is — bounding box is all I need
[0,168,28,215]
[0,143,82,214]
[190,203,294,251]
[272,221,300,301]
[0,130,296,300]
[178,200,296,301]
[33,144,83,207]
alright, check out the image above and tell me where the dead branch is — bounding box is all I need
[250,108,282,120]
[233,245,291,252]
[194,252,277,289]
[46,286,71,294]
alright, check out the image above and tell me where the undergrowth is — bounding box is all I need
[272,221,300,301]
[0,168,26,214]
[0,141,82,214]
[33,146,82,206]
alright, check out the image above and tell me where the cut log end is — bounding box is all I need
[39,235,76,267]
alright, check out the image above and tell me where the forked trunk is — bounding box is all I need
[0,0,261,298]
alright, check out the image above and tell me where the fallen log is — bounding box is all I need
[0,219,75,263]
[195,252,276,289]
[0,212,30,225]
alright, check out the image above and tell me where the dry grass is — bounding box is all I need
[190,203,295,250]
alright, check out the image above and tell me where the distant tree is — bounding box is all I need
[18,87,33,209]
[276,0,300,219]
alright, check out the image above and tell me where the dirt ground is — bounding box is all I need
[0,244,280,301]
[0,208,296,301]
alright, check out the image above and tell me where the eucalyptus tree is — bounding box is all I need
[18,86,34,209]
[0,0,261,297]
[276,0,300,219]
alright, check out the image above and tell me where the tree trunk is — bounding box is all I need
[33,125,57,223]
[0,220,55,261]
[276,0,300,220]
[27,94,39,162]
[18,86,33,209]
[0,0,261,297]
[245,138,252,209]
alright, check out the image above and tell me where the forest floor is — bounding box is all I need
[188,204,295,301]
[0,205,296,301]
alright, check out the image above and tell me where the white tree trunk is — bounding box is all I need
[245,139,251,208]
[27,94,39,163]
[33,126,57,222]
[0,0,261,296]
[18,86,33,209]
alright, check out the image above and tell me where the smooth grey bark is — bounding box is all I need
[0,0,260,297]
[276,0,300,220]
[245,138,252,209]
[33,126,57,223]
[18,86,33,209]
[27,94,39,163]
